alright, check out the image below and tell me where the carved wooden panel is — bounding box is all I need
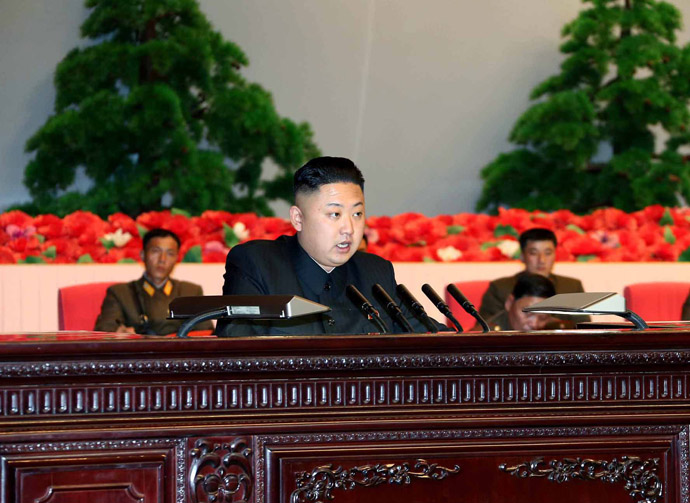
[0,440,184,503]
[2,372,690,419]
[257,425,687,503]
[3,348,690,379]
[187,437,253,503]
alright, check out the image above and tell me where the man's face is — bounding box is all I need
[290,182,365,271]
[521,239,556,277]
[505,295,551,331]
[142,236,179,284]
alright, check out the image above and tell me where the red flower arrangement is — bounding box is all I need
[1,206,690,264]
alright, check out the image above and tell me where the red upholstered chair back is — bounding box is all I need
[623,282,690,322]
[58,282,117,330]
[445,280,491,331]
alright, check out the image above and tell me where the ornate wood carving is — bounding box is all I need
[499,456,662,503]
[290,458,460,503]
[2,349,690,379]
[1,372,689,418]
[189,438,253,503]
[680,427,690,503]
[0,438,187,503]
[255,425,684,503]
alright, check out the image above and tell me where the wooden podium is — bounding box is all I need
[0,328,688,503]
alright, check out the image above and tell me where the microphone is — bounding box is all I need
[446,284,490,333]
[421,283,463,333]
[396,284,438,333]
[372,284,415,333]
[346,284,389,334]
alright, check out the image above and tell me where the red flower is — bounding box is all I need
[635,205,666,225]
[371,227,391,246]
[581,207,637,231]
[0,210,34,228]
[7,236,41,254]
[179,236,202,260]
[63,211,108,246]
[651,242,679,261]
[136,211,166,230]
[561,235,604,257]
[33,214,64,239]
[107,213,139,235]
[0,246,16,263]
[100,247,141,263]
[497,208,533,232]
[388,245,432,262]
[388,214,447,246]
[255,217,293,239]
[78,244,107,261]
[366,215,392,229]
[43,238,80,261]
[462,213,496,238]
[195,210,235,233]
[202,241,229,263]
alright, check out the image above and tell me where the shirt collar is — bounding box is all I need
[142,275,173,296]
[290,236,348,297]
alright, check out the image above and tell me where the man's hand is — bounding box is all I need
[115,324,136,334]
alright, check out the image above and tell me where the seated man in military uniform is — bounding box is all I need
[477,227,586,329]
[94,228,212,335]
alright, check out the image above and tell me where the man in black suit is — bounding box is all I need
[217,156,444,336]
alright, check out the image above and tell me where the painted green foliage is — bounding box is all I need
[20,0,319,217]
[478,0,690,214]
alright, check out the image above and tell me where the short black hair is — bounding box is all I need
[519,227,557,252]
[293,156,365,199]
[512,272,556,301]
[143,228,181,250]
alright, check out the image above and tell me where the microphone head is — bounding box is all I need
[346,284,367,306]
[447,283,472,311]
[372,283,395,305]
[397,284,423,310]
[421,283,445,309]
[396,284,412,298]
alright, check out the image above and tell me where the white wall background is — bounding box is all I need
[1,0,690,217]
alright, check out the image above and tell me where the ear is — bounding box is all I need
[504,294,514,312]
[289,205,303,232]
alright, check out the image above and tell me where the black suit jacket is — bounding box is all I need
[217,235,444,336]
